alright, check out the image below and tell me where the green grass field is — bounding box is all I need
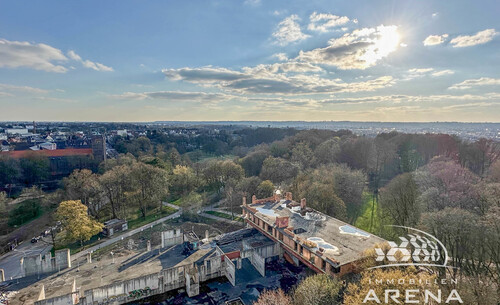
[205,210,244,222]
[354,192,381,234]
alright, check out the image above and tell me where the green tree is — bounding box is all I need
[257,180,274,198]
[379,173,419,227]
[260,157,299,183]
[56,200,103,246]
[64,169,103,217]
[128,162,169,218]
[314,137,341,165]
[19,153,50,185]
[170,165,199,197]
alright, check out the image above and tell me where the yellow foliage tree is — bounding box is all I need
[56,200,103,246]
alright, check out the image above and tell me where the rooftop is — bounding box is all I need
[246,198,386,265]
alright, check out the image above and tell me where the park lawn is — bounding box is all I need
[354,192,382,234]
[127,206,177,230]
[205,210,244,222]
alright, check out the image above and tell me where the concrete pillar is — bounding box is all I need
[205,230,209,241]
[38,284,45,301]
[72,278,77,293]
[147,240,151,252]
[87,252,92,264]
[161,231,165,248]
[0,269,4,282]
[237,258,242,270]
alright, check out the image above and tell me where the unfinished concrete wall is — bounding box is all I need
[249,250,266,277]
[55,249,71,269]
[185,266,200,297]
[161,229,183,248]
[84,273,160,304]
[223,255,236,286]
[23,249,71,277]
[0,268,4,282]
[35,292,75,305]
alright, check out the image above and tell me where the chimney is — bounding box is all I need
[252,195,257,204]
[285,192,292,201]
[273,192,281,202]
[300,198,307,210]
[242,196,247,205]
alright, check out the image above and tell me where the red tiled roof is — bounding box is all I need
[1,148,93,158]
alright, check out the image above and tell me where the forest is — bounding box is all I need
[0,127,499,304]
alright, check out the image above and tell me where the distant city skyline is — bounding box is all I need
[0,0,499,122]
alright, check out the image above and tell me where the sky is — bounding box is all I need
[0,0,499,122]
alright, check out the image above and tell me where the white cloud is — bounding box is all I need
[307,12,350,32]
[450,29,497,47]
[0,83,49,94]
[423,34,448,46]
[110,91,233,103]
[297,25,401,70]
[408,68,434,74]
[273,53,288,61]
[244,0,261,6]
[432,12,439,18]
[449,77,500,90]
[163,66,394,95]
[431,69,454,77]
[272,15,310,45]
[0,38,68,73]
[67,50,113,72]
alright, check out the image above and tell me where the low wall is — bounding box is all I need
[23,249,71,277]
[161,229,184,248]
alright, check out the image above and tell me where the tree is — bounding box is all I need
[64,169,103,217]
[293,274,342,305]
[100,164,133,218]
[56,200,103,246]
[19,153,50,185]
[170,165,199,197]
[202,160,244,193]
[128,162,169,218]
[257,180,274,198]
[0,155,20,194]
[240,150,269,176]
[302,182,347,220]
[254,289,292,305]
[291,142,315,169]
[379,173,419,227]
[260,157,299,184]
[314,137,341,165]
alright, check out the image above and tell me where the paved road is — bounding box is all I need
[0,239,52,280]
[0,204,181,280]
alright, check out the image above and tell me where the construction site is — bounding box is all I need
[1,192,385,305]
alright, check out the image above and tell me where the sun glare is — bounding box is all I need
[362,25,401,65]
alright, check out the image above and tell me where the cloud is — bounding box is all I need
[110,91,233,103]
[0,38,68,72]
[431,69,454,77]
[0,83,49,94]
[450,29,497,47]
[404,68,454,80]
[272,15,310,45]
[423,34,448,46]
[163,65,394,95]
[320,93,499,105]
[244,0,261,6]
[67,50,113,72]
[273,53,288,61]
[297,25,400,69]
[449,77,500,90]
[163,67,247,83]
[432,13,439,18]
[307,12,350,32]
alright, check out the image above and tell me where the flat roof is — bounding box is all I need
[247,199,386,265]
